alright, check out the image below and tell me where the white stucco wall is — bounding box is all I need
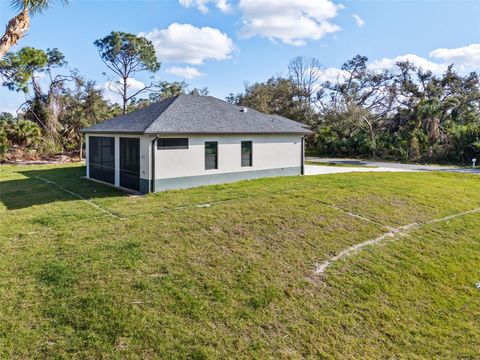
[139,136,154,181]
[153,134,303,180]
[85,133,304,192]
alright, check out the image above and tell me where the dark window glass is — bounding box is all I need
[241,141,252,167]
[157,138,188,150]
[120,138,140,191]
[89,136,115,184]
[205,141,218,170]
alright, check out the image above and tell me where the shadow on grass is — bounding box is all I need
[0,165,125,210]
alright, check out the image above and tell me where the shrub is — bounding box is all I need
[0,122,10,158]
[7,119,42,147]
[448,124,480,164]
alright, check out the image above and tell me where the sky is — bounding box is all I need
[1,0,479,114]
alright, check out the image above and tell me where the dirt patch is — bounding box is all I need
[1,147,80,165]
[3,154,80,165]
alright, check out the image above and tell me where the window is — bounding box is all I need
[205,141,218,170]
[241,141,252,167]
[157,138,188,150]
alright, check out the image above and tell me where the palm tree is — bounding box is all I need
[0,0,68,59]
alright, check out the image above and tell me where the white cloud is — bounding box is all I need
[166,66,206,79]
[369,54,447,74]
[140,23,235,65]
[366,44,480,74]
[429,43,480,71]
[100,77,146,104]
[352,14,365,27]
[238,0,342,46]
[317,44,480,86]
[126,78,146,91]
[179,0,231,13]
[318,67,350,83]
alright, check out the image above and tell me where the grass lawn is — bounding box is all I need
[1,163,480,358]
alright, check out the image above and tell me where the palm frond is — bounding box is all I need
[10,0,69,14]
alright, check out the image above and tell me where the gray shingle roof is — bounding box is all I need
[81,95,312,135]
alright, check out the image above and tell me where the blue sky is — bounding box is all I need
[1,0,479,114]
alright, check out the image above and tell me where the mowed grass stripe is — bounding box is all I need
[1,186,384,358]
[1,163,480,358]
[101,172,480,227]
[319,212,480,358]
[34,175,124,219]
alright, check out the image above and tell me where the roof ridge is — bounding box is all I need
[142,95,179,133]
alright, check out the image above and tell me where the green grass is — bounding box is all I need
[1,163,480,358]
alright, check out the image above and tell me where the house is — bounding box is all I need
[81,95,312,193]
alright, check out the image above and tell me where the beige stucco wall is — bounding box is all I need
[85,133,304,191]
[153,134,303,180]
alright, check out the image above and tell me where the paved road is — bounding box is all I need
[306,157,480,175]
[304,165,413,176]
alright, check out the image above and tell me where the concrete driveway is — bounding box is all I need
[304,164,413,175]
[305,157,480,175]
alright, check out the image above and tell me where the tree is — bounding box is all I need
[59,79,117,151]
[0,46,49,92]
[1,47,69,145]
[0,0,68,59]
[318,55,397,156]
[148,81,189,102]
[0,112,15,122]
[188,86,209,97]
[147,81,209,103]
[94,31,160,114]
[288,56,323,125]
[288,56,323,103]
[390,62,480,160]
[227,77,306,121]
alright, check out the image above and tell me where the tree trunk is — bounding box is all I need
[46,90,61,140]
[0,9,30,60]
[408,134,421,161]
[362,116,376,155]
[122,76,128,114]
[31,75,61,146]
[31,75,43,101]
[427,116,441,143]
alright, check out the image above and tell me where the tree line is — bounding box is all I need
[227,56,480,164]
[1,0,479,164]
[0,31,207,160]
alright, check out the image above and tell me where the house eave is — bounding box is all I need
[81,129,313,136]
[80,130,145,135]
[144,130,313,135]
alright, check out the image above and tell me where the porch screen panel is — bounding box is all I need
[89,136,115,184]
[120,138,140,191]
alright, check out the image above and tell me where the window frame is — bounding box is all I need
[205,141,218,170]
[157,138,189,150]
[241,140,253,167]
